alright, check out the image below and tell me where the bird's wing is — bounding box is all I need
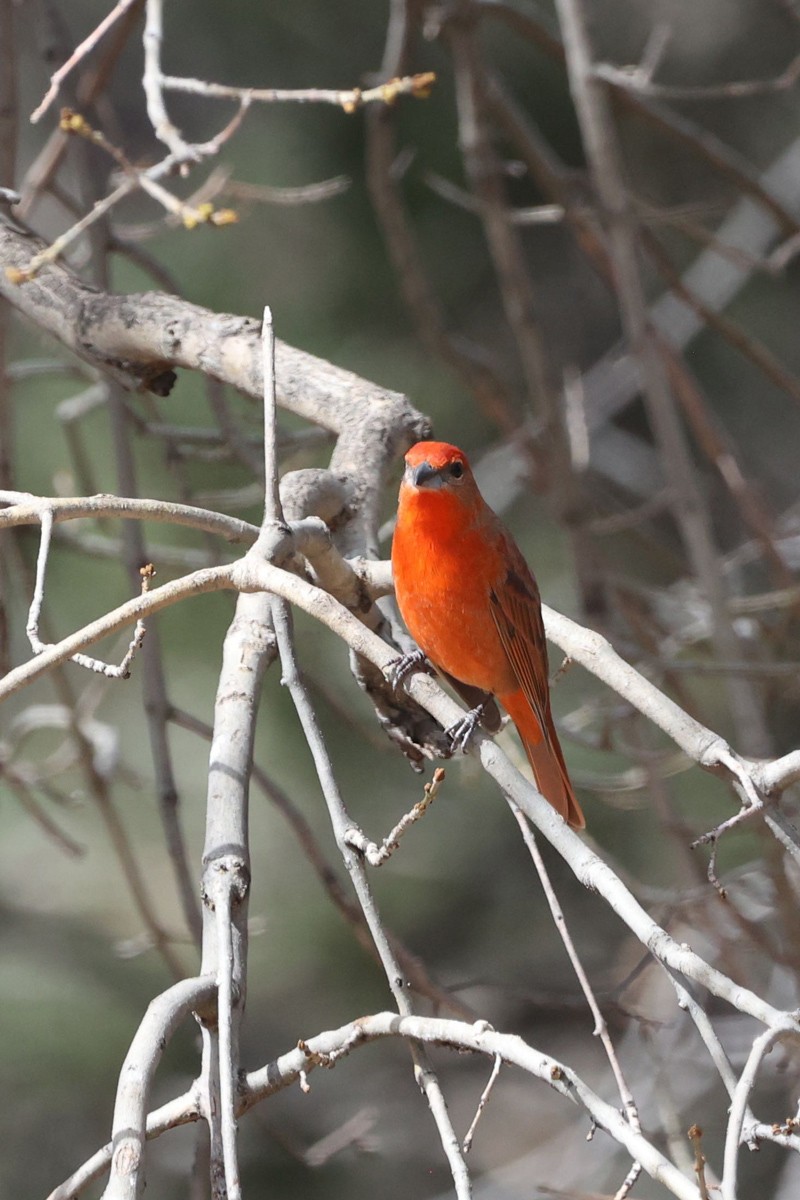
[488,557,550,733]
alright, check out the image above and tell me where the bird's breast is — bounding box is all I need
[392,498,517,696]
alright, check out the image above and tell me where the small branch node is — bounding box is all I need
[297,1039,337,1069]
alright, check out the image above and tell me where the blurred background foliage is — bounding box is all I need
[3,0,800,1197]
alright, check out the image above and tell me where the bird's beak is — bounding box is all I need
[407,460,443,489]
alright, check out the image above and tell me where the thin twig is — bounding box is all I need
[224,175,351,206]
[30,0,141,123]
[688,1125,711,1200]
[6,179,133,283]
[344,766,446,865]
[595,52,800,100]
[26,508,149,677]
[49,1010,703,1200]
[462,1053,502,1152]
[511,805,642,1197]
[159,71,437,111]
[0,492,259,543]
[142,0,196,161]
[261,306,280,524]
[1,763,84,856]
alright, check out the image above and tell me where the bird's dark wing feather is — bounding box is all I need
[488,561,550,730]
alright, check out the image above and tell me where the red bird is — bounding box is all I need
[391,441,584,829]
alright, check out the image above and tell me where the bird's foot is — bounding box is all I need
[386,647,427,691]
[446,702,489,753]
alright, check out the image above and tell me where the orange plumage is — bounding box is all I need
[392,441,584,829]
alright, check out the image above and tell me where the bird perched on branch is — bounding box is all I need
[391,440,584,829]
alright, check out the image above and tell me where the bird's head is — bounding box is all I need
[401,441,476,496]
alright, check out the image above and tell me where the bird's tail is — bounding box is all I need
[503,692,585,829]
[522,725,585,830]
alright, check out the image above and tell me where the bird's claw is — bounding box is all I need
[386,648,427,691]
[446,702,488,753]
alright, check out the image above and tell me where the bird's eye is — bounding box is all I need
[450,461,464,480]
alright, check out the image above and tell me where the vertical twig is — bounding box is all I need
[142,0,195,161]
[26,507,54,648]
[30,0,140,123]
[688,1124,712,1200]
[462,1055,502,1153]
[511,805,642,1197]
[261,305,280,523]
[191,310,288,1196]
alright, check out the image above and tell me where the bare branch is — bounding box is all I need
[101,976,216,1200]
[595,53,800,100]
[46,1090,200,1200]
[462,1054,502,1153]
[46,1009,703,1200]
[511,804,642,1196]
[722,1022,799,1200]
[0,492,258,543]
[244,1012,701,1200]
[688,1125,712,1200]
[30,0,142,124]
[25,509,149,678]
[0,221,431,449]
[0,563,235,701]
[344,766,446,865]
[158,71,437,111]
[142,0,196,161]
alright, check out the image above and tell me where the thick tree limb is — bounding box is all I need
[0,222,430,454]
